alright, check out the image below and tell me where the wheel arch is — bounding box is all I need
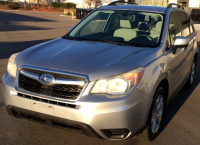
[150,73,170,101]
[145,74,169,126]
[157,79,169,101]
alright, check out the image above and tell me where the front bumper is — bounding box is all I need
[1,72,152,140]
[6,105,102,138]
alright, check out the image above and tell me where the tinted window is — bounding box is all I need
[179,12,190,36]
[169,12,182,44]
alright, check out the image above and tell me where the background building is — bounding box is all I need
[123,0,200,8]
[65,0,113,8]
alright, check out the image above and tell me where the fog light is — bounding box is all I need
[101,129,130,139]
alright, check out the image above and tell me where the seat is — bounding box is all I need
[150,21,162,39]
[137,22,150,36]
[113,20,137,41]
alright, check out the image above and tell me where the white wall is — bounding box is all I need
[67,0,84,4]
[135,0,168,5]
[168,0,177,4]
[188,0,200,8]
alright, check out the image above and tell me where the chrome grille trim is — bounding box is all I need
[20,70,85,86]
[20,70,40,81]
[16,65,89,102]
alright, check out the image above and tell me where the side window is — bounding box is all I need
[166,32,171,49]
[185,13,193,34]
[189,16,194,34]
[169,12,182,45]
[179,12,190,36]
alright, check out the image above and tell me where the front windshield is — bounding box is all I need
[66,10,165,47]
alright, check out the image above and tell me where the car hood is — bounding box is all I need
[16,38,156,81]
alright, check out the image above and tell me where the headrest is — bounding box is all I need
[153,16,158,21]
[155,21,162,31]
[144,15,150,22]
[120,20,131,28]
[138,22,149,31]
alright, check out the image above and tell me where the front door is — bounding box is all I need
[166,12,187,97]
[179,12,195,78]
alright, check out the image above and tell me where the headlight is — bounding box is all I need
[7,53,18,78]
[91,67,144,95]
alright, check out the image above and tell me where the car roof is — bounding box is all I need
[98,5,167,13]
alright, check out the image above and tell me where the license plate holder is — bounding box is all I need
[30,100,55,114]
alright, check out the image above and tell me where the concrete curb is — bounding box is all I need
[194,24,200,30]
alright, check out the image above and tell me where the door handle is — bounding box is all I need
[184,47,188,52]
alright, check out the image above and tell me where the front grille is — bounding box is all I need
[17,93,78,108]
[18,73,84,100]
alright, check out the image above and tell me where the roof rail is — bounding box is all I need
[165,3,184,13]
[108,1,138,6]
[166,3,184,9]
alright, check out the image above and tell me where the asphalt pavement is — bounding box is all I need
[0,10,200,145]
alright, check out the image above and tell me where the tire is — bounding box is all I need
[185,58,196,88]
[137,87,166,141]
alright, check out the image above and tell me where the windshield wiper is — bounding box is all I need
[83,39,135,46]
[63,37,135,46]
[63,36,82,41]
[98,40,135,46]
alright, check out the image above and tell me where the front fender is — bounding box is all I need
[137,56,170,100]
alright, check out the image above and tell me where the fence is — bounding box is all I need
[76,8,93,19]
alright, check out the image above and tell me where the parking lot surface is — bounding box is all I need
[0,10,200,145]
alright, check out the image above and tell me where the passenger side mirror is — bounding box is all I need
[69,27,74,32]
[172,36,189,54]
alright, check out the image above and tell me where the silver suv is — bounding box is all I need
[1,2,198,141]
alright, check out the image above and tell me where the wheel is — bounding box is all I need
[185,58,196,88]
[137,87,166,141]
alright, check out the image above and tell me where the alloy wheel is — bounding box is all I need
[151,95,164,133]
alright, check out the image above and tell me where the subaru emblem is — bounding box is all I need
[40,74,55,85]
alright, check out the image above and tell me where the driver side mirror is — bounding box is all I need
[172,36,189,54]
[69,27,74,32]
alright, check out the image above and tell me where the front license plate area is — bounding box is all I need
[30,100,55,114]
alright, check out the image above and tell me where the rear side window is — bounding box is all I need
[169,12,182,44]
[179,12,190,36]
